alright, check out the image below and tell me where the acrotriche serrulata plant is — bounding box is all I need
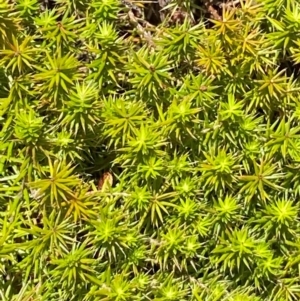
[1,0,300,300]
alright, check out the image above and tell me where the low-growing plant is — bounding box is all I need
[2,0,300,300]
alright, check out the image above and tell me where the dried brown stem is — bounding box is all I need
[204,3,222,20]
[219,0,241,8]
[127,10,156,48]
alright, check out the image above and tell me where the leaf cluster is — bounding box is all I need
[1,0,300,300]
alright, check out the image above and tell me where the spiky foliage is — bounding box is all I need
[2,0,300,300]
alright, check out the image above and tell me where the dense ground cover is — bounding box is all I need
[2,0,300,300]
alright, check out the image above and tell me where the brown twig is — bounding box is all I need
[98,171,114,191]
[127,10,156,48]
[204,2,222,20]
[219,0,241,8]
